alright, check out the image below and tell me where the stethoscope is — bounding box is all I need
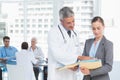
[58,25,78,45]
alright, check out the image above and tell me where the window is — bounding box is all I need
[21,24,24,27]
[38,24,42,28]
[32,19,36,22]
[27,24,30,27]
[15,19,19,23]
[32,30,36,34]
[44,25,48,28]
[27,19,30,22]
[15,24,19,27]
[32,24,36,28]
[27,30,30,33]
[21,19,24,23]
[15,30,19,33]
[10,25,13,28]
[51,25,53,27]
[44,30,48,34]
[44,19,48,23]
[38,30,42,34]
[21,30,24,33]
[38,19,42,22]
[10,30,13,33]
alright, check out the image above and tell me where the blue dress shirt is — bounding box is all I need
[0,46,18,61]
[89,40,101,57]
[0,46,18,71]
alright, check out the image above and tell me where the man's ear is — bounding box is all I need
[60,19,62,22]
[60,19,63,25]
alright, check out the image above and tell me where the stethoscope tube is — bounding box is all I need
[58,25,66,40]
[58,25,77,43]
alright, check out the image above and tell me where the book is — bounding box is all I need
[57,59,102,71]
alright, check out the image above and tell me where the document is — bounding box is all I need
[57,59,102,71]
[4,56,16,60]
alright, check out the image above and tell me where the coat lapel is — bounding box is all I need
[87,39,94,56]
[59,24,70,40]
[95,36,106,58]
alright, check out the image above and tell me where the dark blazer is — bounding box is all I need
[82,36,113,80]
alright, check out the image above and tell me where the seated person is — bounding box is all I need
[0,36,18,80]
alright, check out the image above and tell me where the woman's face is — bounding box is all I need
[92,21,104,39]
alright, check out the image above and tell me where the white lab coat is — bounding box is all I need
[16,50,37,80]
[47,24,82,80]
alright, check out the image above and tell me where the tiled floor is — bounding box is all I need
[2,71,44,80]
[2,72,8,80]
[2,61,120,80]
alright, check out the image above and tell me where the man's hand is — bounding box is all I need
[69,66,79,71]
[77,56,92,60]
[0,58,7,61]
[0,58,7,63]
[80,67,90,75]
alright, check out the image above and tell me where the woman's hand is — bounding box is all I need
[80,67,90,75]
[78,56,92,60]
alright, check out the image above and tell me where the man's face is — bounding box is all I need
[4,39,10,47]
[61,16,75,30]
[31,39,37,46]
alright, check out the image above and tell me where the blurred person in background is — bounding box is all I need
[16,42,38,80]
[29,37,44,80]
[0,36,18,80]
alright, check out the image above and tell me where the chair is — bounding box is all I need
[6,64,25,80]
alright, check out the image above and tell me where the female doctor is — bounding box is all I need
[16,42,38,80]
[47,7,91,80]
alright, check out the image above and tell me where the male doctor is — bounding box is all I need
[48,7,90,80]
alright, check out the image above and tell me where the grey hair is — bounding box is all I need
[59,7,74,20]
[31,37,37,42]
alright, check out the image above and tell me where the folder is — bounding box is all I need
[57,59,102,71]
[79,59,102,69]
